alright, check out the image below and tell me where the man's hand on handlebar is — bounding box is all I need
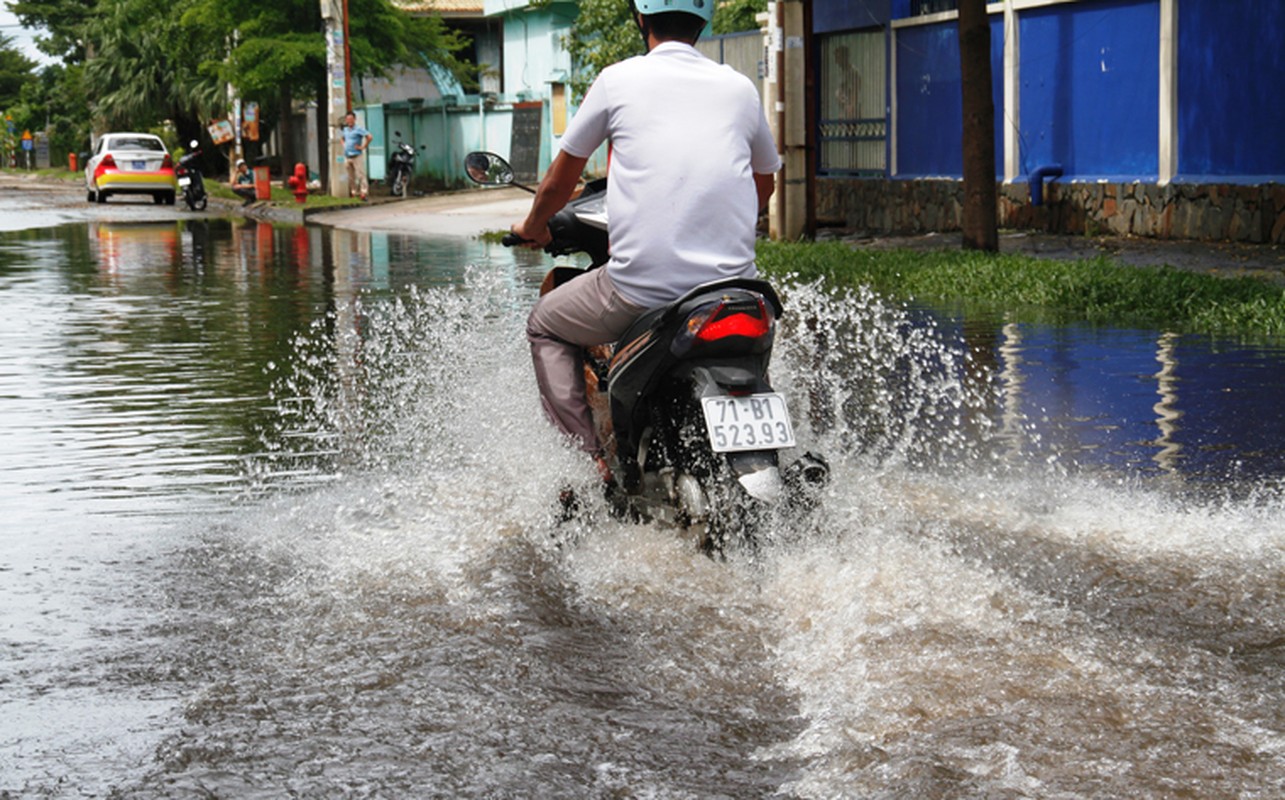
[509,220,552,249]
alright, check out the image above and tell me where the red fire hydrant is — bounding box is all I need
[286,163,309,203]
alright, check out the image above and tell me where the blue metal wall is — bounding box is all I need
[825,0,1283,184]
[894,17,1003,178]
[1018,0,1158,180]
[895,23,961,176]
[1178,0,1285,180]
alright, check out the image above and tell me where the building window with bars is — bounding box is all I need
[819,29,887,177]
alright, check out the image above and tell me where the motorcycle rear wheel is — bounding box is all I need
[663,405,767,555]
[697,477,768,556]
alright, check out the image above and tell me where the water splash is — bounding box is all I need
[246,265,585,503]
[772,277,998,473]
[210,267,1285,798]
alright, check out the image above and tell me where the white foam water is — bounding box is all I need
[200,269,1285,797]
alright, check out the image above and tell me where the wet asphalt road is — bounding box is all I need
[0,173,531,239]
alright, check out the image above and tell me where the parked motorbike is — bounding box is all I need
[465,151,828,552]
[175,140,207,211]
[388,131,419,198]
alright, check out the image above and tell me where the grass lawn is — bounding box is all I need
[757,240,1285,339]
[206,183,362,209]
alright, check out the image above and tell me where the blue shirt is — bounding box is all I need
[342,124,370,158]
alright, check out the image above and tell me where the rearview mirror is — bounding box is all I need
[465,151,514,187]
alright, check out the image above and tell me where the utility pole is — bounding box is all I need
[321,0,352,196]
[343,0,353,113]
[959,0,998,251]
[765,0,807,241]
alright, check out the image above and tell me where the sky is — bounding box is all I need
[1,7,55,66]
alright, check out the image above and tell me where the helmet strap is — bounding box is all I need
[633,12,653,53]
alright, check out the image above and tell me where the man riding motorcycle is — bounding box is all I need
[512,0,781,486]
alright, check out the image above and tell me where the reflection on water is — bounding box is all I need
[1153,331,1182,473]
[1,218,1283,796]
[0,219,539,521]
[973,319,1285,489]
[998,321,1027,457]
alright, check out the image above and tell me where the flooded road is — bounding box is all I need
[2,198,1284,797]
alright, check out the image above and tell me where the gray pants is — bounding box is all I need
[527,267,646,455]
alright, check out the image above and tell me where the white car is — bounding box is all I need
[85,132,177,205]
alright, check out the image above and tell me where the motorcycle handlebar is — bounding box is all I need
[501,233,578,257]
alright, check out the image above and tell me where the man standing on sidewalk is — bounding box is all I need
[340,111,372,201]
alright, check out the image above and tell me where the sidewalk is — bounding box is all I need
[304,181,1284,284]
[304,186,532,238]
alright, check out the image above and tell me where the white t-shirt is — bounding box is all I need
[557,42,782,308]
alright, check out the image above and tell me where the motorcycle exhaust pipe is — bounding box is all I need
[785,451,830,488]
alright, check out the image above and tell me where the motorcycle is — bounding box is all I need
[388,131,419,198]
[175,140,207,211]
[465,151,828,552]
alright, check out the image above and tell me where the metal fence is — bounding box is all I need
[819,28,887,176]
[696,30,767,106]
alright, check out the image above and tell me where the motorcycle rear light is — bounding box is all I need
[694,309,770,342]
[671,295,774,356]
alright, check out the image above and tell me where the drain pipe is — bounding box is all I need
[1029,164,1063,206]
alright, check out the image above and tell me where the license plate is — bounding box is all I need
[132,160,146,170]
[177,176,191,187]
[701,393,796,453]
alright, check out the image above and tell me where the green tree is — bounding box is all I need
[16,0,466,168]
[0,34,38,108]
[9,63,89,166]
[181,0,466,176]
[559,0,766,96]
[84,0,221,137]
[712,0,767,35]
[561,0,640,96]
[9,0,98,63]
[9,1,99,159]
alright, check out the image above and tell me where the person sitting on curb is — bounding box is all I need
[230,159,256,206]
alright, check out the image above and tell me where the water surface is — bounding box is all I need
[2,218,1283,797]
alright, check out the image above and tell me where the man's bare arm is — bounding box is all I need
[754,172,776,213]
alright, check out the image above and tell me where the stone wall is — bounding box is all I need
[816,178,1285,244]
